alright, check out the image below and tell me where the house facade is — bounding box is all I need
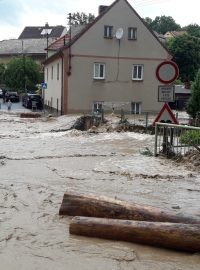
[164,31,188,41]
[44,0,171,115]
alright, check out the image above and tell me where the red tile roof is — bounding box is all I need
[48,34,70,50]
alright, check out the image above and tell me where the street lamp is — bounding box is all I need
[44,22,51,58]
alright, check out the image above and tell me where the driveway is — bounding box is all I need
[0,98,39,113]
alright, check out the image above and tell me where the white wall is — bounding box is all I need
[44,58,62,112]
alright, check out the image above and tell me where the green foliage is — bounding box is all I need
[166,35,200,82]
[68,12,95,26]
[143,17,153,25]
[149,16,181,34]
[4,57,42,92]
[174,79,183,85]
[0,63,6,85]
[183,24,200,38]
[186,69,200,118]
[180,130,200,152]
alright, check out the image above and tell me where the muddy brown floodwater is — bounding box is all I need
[0,112,200,270]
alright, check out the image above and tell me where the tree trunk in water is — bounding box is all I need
[70,216,200,252]
[59,192,200,224]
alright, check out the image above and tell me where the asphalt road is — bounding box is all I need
[0,98,36,113]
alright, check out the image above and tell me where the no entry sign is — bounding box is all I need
[156,61,179,84]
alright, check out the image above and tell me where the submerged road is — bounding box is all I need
[0,112,199,270]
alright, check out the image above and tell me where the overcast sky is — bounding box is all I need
[0,0,199,41]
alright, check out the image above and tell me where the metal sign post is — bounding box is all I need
[41,83,47,113]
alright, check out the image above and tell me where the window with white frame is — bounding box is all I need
[94,63,105,79]
[128,27,137,40]
[131,102,141,114]
[104,25,113,38]
[132,65,143,80]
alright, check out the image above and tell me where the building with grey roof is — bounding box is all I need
[0,24,67,65]
[0,38,54,65]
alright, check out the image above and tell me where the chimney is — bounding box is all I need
[98,5,108,15]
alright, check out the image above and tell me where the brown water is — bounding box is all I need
[0,113,200,270]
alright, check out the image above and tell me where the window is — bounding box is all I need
[131,102,141,114]
[128,27,137,40]
[51,66,53,80]
[104,25,113,38]
[57,63,59,80]
[94,63,105,79]
[132,65,143,80]
[93,102,103,113]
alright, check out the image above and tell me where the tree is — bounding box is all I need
[4,57,42,92]
[149,16,181,34]
[68,12,95,26]
[0,63,6,85]
[143,17,153,25]
[186,69,200,118]
[166,35,200,83]
[183,24,200,38]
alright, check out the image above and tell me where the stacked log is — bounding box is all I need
[59,192,200,252]
[70,216,200,253]
[59,191,200,224]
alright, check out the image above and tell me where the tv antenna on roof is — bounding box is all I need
[115,28,124,39]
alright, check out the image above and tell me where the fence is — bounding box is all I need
[94,107,193,128]
[94,109,158,127]
[154,122,200,157]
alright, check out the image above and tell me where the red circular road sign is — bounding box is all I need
[156,61,179,84]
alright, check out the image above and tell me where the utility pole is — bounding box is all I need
[44,22,50,59]
[68,13,72,75]
[22,40,26,94]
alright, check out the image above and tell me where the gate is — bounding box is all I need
[154,122,200,157]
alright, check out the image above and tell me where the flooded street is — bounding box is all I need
[0,112,200,270]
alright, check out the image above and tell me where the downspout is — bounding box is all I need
[68,13,72,76]
[61,52,64,115]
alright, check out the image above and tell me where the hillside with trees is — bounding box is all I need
[145,16,200,84]
[166,35,200,83]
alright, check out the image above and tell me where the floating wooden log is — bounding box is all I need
[70,216,200,252]
[59,192,200,224]
[20,112,41,118]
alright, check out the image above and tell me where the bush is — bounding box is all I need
[180,130,200,152]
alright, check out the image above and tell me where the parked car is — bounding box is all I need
[5,91,20,102]
[22,93,43,109]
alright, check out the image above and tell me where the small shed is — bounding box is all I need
[169,85,191,110]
